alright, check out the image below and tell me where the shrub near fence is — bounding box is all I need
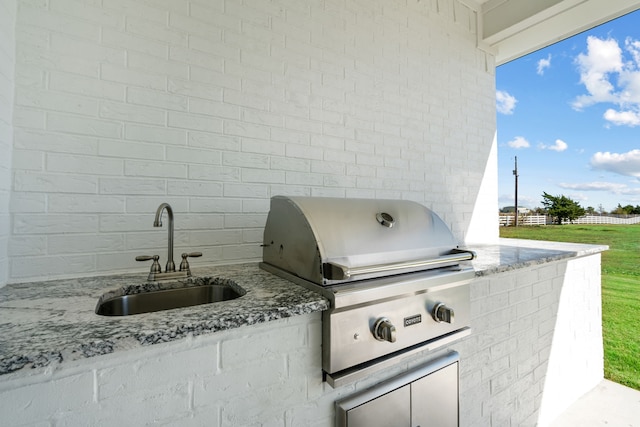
[499,215,640,226]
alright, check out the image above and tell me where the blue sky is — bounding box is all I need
[497,9,640,212]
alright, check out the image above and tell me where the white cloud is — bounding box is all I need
[558,181,629,193]
[572,36,623,109]
[617,71,640,105]
[573,36,640,127]
[507,136,530,149]
[625,37,640,70]
[496,90,517,114]
[558,180,640,196]
[551,139,568,152]
[619,186,640,195]
[603,108,640,126]
[537,54,551,75]
[590,149,640,178]
[538,139,568,152]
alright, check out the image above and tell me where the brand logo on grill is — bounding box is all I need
[404,314,422,327]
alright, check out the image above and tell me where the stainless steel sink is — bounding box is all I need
[95,278,244,316]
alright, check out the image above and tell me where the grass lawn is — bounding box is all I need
[500,224,640,391]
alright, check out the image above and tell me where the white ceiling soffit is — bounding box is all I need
[480,0,640,65]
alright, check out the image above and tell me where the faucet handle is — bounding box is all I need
[179,252,202,274]
[136,255,162,274]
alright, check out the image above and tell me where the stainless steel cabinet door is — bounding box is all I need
[411,363,458,427]
[343,384,411,427]
[336,353,460,427]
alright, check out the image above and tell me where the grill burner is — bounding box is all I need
[259,196,475,387]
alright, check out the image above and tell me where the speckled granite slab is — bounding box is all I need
[0,263,329,376]
[466,238,608,276]
[0,239,607,378]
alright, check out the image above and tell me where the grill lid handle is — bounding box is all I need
[323,249,476,281]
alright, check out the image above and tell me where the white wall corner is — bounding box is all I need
[465,132,498,244]
[0,0,17,288]
[537,255,604,426]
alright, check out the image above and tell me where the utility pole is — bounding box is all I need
[513,156,519,227]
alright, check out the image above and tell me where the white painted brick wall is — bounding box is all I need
[4,0,497,283]
[0,0,16,287]
[457,255,603,426]
[0,254,602,426]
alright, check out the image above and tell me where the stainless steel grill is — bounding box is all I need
[259,196,475,387]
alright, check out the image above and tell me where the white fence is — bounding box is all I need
[500,215,547,226]
[567,215,640,225]
[499,214,640,226]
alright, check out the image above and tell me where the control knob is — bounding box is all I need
[432,302,454,324]
[373,317,397,343]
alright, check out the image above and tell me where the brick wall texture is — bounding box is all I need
[2,0,497,284]
[0,0,16,285]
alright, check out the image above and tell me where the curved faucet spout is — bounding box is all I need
[154,203,175,272]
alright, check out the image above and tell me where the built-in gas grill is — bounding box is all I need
[259,196,475,387]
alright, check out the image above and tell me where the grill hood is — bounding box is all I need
[261,196,475,286]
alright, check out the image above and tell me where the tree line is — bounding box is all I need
[504,193,640,225]
[609,204,640,215]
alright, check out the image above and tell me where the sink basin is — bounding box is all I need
[95,278,244,316]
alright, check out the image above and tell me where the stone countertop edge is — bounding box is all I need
[0,239,607,378]
[465,238,608,277]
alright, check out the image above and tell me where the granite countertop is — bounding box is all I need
[0,263,329,376]
[0,238,607,378]
[466,238,608,275]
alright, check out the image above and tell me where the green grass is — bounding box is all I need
[500,225,640,390]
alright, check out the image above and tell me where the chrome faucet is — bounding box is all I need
[136,203,202,282]
[154,203,175,273]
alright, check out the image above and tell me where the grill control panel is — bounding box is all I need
[324,277,470,375]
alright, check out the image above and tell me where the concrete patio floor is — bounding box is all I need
[551,379,640,426]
